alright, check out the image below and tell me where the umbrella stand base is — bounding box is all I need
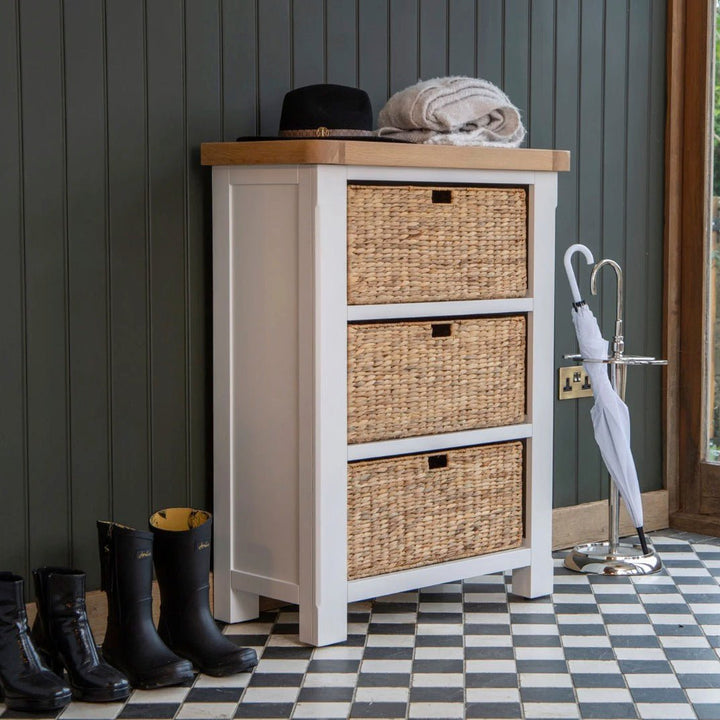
[564,541,663,576]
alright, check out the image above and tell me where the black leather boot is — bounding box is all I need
[97,521,194,689]
[0,572,71,713]
[31,567,130,702]
[149,508,258,676]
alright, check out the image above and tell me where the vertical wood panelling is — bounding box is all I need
[647,1,667,360]
[576,0,604,504]
[389,0,419,93]
[0,1,28,577]
[601,0,628,364]
[185,0,221,512]
[420,0,447,80]
[222,0,258,139]
[292,0,325,88]
[258,0,291,135]
[503,0,530,130]
[359,0,390,120]
[63,0,110,588]
[106,0,151,530]
[625,0,652,493]
[146,0,188,511]
[326,0,358,87]
[19,0,70,570]
[448,0,476,77]
[552,0,581,508]
[477,0,503,88]
[3,0,669,587]
[529,0,554,151]
[645,0,667,493]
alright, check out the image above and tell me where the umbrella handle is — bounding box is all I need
[563,244,595,304]
[590,258,624,354]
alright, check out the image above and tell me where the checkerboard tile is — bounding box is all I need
[5,531,720,719]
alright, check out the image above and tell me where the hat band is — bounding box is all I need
[279,127,376,138]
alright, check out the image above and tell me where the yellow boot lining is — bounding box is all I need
[149,508,210,531]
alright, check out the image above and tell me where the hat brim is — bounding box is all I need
[235,134,410,143]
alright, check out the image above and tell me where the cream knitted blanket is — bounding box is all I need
[377,76,526,147]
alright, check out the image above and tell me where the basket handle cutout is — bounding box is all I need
[428,454,448,470]
[431,189,452,204]
[431,323,452,338]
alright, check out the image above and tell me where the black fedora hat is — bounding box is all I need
[237,84,403,142]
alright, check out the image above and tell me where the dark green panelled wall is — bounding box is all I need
[0,0,666,591]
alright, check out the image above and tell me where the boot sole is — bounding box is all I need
[130,668,194,691]
[1,691,72,713]
[71,684,131,703]
[102,650,194,690]
[195,661,257,676]
[193,654,259,677]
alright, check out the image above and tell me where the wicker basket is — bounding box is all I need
[347,184,527,305]
[347,442,524,579]
[347,315,526,444]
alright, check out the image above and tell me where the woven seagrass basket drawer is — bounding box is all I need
[347,184,527,305]
[347,315,526,444]
[347,442,524,579]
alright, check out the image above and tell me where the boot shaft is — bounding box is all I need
[0,573,44,674]
[33,567,86,616]
[97,521,155,624]
[31,568,87,652]
[149,509,212,612]
[0,572,26,625]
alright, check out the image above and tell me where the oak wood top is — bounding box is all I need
[201,140,570,172]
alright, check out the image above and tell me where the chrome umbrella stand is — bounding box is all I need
[564,259,667,576]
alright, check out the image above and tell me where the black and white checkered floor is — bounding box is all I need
[4,531,720,720]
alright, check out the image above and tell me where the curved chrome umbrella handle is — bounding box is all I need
[590,258,624,355]
[563,244,595,304]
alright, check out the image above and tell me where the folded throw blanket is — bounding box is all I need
[377,76,525,147]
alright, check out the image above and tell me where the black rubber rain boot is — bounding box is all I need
[97,521,194,689]
[31,567,130,702]
[149,508,258,676]
[0,572,71,713]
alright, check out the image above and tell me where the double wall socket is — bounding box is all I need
[558,366,593,400]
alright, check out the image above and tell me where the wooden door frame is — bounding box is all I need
[666,0,720,534]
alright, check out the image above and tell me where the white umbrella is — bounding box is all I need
[564,245,648,554]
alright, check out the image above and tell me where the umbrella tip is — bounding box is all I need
[637,527,649,555]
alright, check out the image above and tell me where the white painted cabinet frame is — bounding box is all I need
[211,161,559,646]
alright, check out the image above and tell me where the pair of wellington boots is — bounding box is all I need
[97,508,257,689]
[0,569,129,713]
